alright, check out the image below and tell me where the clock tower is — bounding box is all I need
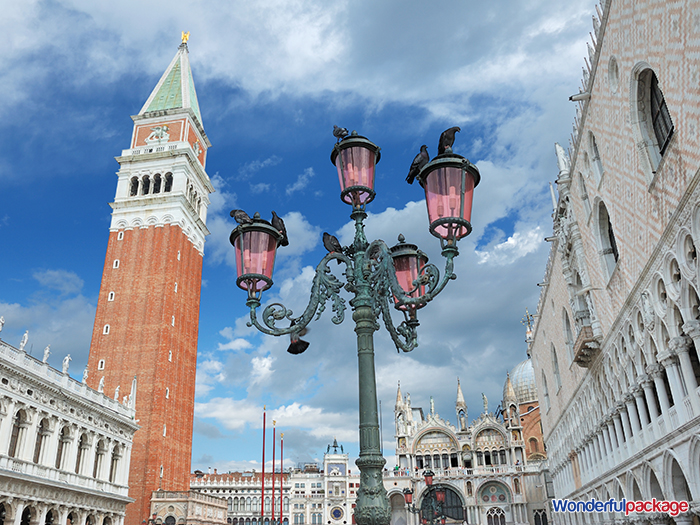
[87,40,212,525]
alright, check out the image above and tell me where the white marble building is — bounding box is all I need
[0,332,138,525]
[530,0,700,524]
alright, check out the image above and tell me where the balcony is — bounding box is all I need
[573,326,599,368]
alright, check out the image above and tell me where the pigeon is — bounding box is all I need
[287,321,310,355]
[271,211,289,247]
[438,127,461,155]
[406,145,429,184]
[333,125,349,142]
[230,209,253,225]
[323,232,343,264]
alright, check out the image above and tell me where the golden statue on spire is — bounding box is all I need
[181,31,190,44]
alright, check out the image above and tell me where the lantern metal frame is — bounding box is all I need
[417,154,481,247]
[230,220,284,301]
[331,132,381,209]
[232,133,479,525]
[402,473,447,525]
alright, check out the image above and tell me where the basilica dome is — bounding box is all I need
[504,357,538,405]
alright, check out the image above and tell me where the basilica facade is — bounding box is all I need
[530,0,700,523]
[388,375,549,525]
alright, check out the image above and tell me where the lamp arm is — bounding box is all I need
[377,293,419,353]
[365,241,458,310]
[247,252,354,336]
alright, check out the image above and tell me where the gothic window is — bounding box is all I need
[153,174,162,194]
[563,310,574,364]
[551,344,562,391]
[165,173,173,192]
[529,438,539,453]
[500,450,506,464]
[597,201,619,279]
[578,174,591,218]
[129,177,139,196]
[514,478,521,494]
[534,510,548,525]
[8,410,26,458]
[233,498,239,511]
[142,175,151,195]
[588,132,604,185]
[467,482,473,496]
[421,487,463,521]
[541,372,550,412]
[635,68,674,173]
[486,508,505,525]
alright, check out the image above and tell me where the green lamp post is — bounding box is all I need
[229,131,480,525]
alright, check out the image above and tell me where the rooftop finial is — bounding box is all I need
[521,308,534,345]
[181,31,190,44]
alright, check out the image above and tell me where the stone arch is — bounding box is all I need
[664,451,694,501]
[646,463,666,500]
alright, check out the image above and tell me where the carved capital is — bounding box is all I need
[646,363,665,378]
[669,335,693,354]
[638,374,654,388]
[623,393,636,405]
[682,320,700,339]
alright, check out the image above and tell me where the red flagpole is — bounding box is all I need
[262,406,266,522]
[272,421,276,523]
[280,433,284,525]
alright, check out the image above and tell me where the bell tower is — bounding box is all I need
[87,39,212,525]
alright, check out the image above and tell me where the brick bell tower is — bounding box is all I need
[87,38,212,525]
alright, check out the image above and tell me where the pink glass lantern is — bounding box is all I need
[229,216,283,296]
[330,132,381,208]
[403,488,414,505]
[435,487,446,503]
[391,234,429,312]
[418,156,480,243]
[424,470,434,486]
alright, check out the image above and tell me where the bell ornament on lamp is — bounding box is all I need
[330,131,381,209]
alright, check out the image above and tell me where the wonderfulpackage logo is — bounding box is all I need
[552,498,689,517]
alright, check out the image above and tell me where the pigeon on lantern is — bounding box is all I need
[437,127,460,155]
[333,125,349,142]
[230,209,253,225]
[406,145,429,184]
[271,211,289,247]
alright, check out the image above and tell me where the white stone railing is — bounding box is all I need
[384,465,541,479]
[122,142,192,157]
[0,340,135,420]
[0,455,129,496]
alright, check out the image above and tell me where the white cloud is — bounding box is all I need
[476,227,544,266]
[250,182,271,194]
[238,156,282,181]
[33,269,84,295]
[285,168,315,196]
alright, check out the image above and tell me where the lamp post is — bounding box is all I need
[229,131,480,525]
[403,471,447,525]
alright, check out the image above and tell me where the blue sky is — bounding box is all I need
[0,0,595,472]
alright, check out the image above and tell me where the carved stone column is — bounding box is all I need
[639,374,660,432]
[624,393,641,436]
[656,351,686,424]
[631,385,650,427]
[647,364,671,416]
[612,411,625,451]
[672,333,699,412]
[617,402,633,443]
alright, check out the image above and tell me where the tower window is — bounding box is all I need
[166,387,170,399]
[597,201,619,279]
[174,282,178,293]
[169,350,172,362]
[153,174,162,194]
[129,177,139,197]
[98,359,105,370]
[108,292,115,302]
[171,316,175,326]
[177,250,181,261]
[117,231,124,241]
[113,259,120,269]
[164,173,173,192]
[163,425,167,437]
[142,175,151,195]
[103,324,110,335]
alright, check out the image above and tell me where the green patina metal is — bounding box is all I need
[146,47,203,124]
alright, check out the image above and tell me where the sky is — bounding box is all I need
[0,0,596,473]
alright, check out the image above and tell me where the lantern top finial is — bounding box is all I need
[397,233,406,243]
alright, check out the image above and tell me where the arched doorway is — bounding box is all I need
[389,493,407,525]
[420,486,464,522]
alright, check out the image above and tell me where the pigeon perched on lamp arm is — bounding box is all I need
[271,211,289,247]
[230,209,253,225]
[323,232,343,264]
[406,145,429,184]
[438,126,461,155]
[333,125,349,142]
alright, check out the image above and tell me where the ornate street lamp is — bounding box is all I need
[403,472,447,525]
[230,131,480,525]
